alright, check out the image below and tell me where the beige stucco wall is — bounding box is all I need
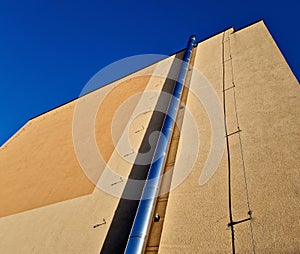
[0,20,299,254]
[159,28,232,254]
[159,21,300,253]
[0,55,175,253]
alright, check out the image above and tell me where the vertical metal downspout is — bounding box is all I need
[124,35,197,254]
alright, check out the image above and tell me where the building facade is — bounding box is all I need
[0,20,299,253]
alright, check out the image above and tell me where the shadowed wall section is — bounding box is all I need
[0,75,151,218]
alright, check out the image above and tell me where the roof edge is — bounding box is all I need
[232,19,264,34]
[12,20,266,130]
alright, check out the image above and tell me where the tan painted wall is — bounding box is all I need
[0,99,96,217]
[0,55,175,253]
[159,21,300,253]
[159,28,232,253]
[0,20,299,254]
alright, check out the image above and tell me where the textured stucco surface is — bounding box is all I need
[159,28,232,254]
[0,21,299,253]
[0,74,150,218]
[0,55,174,253]
[159,21,300,253]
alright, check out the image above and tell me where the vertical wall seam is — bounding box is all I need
[228,32,257,254]
[222,31,236,254]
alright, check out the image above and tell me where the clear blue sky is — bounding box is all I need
[0,0,298,145]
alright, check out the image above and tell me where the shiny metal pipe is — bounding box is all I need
[124,35,197,254]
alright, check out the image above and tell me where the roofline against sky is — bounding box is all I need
[29,19,265,121]
[1,19,265,149]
